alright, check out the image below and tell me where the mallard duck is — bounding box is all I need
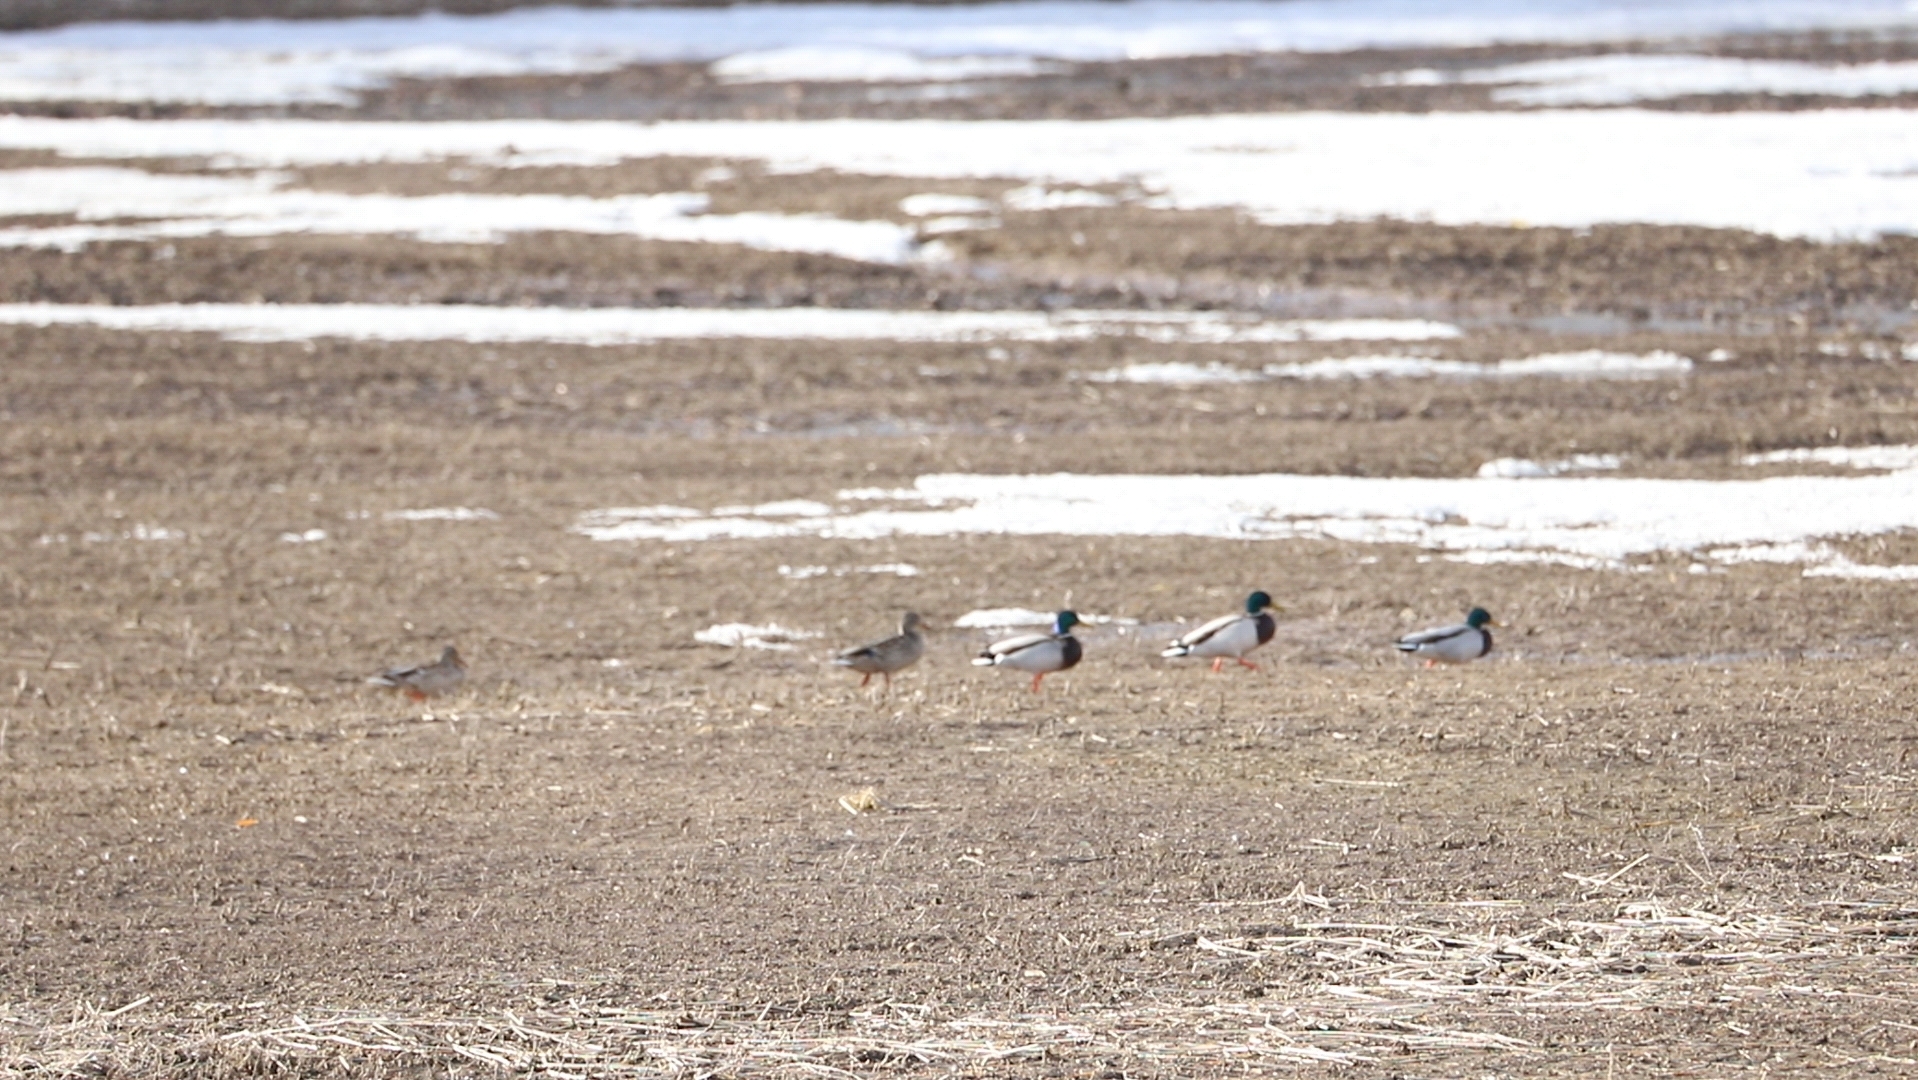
[973,610,1082,692]
[833,611,926,690]
[368,645,466,700]
[1161,590,1279,672]
[1396,608,1499,666]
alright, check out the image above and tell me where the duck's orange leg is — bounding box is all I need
[1209,657,1225,674]
[1236,657,1260,671]
[1030,673,1045,693]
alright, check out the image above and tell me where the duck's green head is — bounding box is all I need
[1053,610,1081,634]
[1466,607,1495,628]
[1246,590,1276,614]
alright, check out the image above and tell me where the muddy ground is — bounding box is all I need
[5,40,1918,1076]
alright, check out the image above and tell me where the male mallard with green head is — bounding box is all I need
[1161,590,1279,673]
[973,610,1082,693]
[833,611,926,690]
[1395,608,1499,666]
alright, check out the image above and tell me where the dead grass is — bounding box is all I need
[5,136,1918,1078]
[11,892,1918,1077]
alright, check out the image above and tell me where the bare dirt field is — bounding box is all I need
[5,255,1918,1076]
[5,39,1918,1077]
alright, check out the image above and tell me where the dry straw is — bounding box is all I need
[8,897,1917,1076]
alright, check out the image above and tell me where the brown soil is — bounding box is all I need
[5,487,1918,1074]
[6,307,1918,1077]
[6,207,1918,331]
[5,110,1918,1076]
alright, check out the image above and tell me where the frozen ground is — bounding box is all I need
[0,303,1458,345]
[5,4,1918,1078]
[5,110,1918,240]
[3,0,1916,106]
[574,463,1918,578]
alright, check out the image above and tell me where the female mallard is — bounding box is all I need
[833,611,926,690]
[1395,608,1499,666]
[1161,590,1279,673]
[973,610,1082,692]
[368,645,466,700]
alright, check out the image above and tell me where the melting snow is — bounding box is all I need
[4,111,1918,240]
[955,608,1134,628]
[1412,54,1918,107]
[1741,444,1918,471]
[575,470,1918,582]
[778,563,919,578]
[1082,362,1266,385]
[1001,184,1118,211]
[899,193,996,216]
[2,1,1913,106]
[1476,454,1623,478]
[0,167,929,263]
[41,524,183,544]
[694,622,820,650]
[1268,351,1694,380]
[712,48,1048,84]
[1087,351,1692,384]
[383,507,500,522]
[0,303,1458,347]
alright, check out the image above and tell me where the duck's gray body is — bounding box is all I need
[1163,590,1279,673]
[974,612,1082,692]
[1396,619,1494,664]
[369,645,466,699]
[1163,612,1276,668]
[834,612,926,688]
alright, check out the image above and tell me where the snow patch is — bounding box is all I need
[711,47,1046,84]
[0,168,928,264]
[1708,541,1918,580]
[955,608,1133,628]
[1476,454,1622,479]
[0,303,1458,347]
[693,622,821,651]
[1442,549,1628,571]
[4,1,1915,107]
[1081,362,1265,385]
[1740,444,1918,472]
[1002,184,1118,211]
[1267,351,1693,380]
[383,507,500,522]
[899,193,996,216]
[1087,352,1690,385]
[5,111,1918,240]
[575,471,1918,580]
[778,562,919,578]
[41,523,183,544]
[1447,54,1918,107]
